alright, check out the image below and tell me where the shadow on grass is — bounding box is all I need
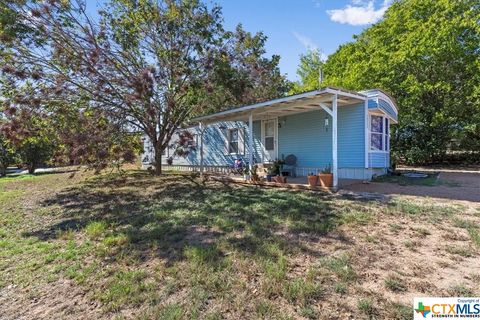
[25,171,365,265]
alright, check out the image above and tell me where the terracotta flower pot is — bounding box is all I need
[318,173,333,187]
[274,175,287,184]
[307,175,318,187]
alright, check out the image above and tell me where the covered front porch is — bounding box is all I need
[192,87,369,188]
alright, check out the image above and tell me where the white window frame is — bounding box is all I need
[227,128,239,155]
[369,114,390,152]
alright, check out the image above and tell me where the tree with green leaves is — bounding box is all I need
[290,49,324,93]
[1,103,55,174]
[0,133,17,177]
[2,0,289,175]
[294,0,480,164]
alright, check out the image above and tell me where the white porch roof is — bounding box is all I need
[192,86,367,124]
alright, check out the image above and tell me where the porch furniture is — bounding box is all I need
[281,154,297,177]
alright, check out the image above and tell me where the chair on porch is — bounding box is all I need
[281,154,297,178]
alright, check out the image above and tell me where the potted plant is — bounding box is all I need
[275,171,287,184]
[250,165,260,182]
[318,164,333,187]
[307,172,318,187]
[274,175,287,183]
[266,167,275,182]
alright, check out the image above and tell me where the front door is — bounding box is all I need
[262,118,277,162]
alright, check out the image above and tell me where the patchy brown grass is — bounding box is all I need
[0,169,479,319]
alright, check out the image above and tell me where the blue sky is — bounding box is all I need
[86,0,392,81]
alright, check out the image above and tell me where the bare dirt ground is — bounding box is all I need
[345,170,480,203]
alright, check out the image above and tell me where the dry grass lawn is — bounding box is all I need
[0,169,479,319]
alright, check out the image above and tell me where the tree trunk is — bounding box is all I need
[0,164,6,177]
[154,144,162,175]
[28,162,36,174]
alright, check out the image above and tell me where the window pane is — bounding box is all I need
[229,141,238,153]
[265,121,274,136]
[371,116,383,133]
[265,137,274,150]
[230,129,238,142]
[371,133,383,150]
[228,129,238,153]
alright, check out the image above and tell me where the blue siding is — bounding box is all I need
[277,103,365,169]
[338,104,365,168]
[163,121,263,166]
[142,98,393,173]
[278,110,332,167]
[378,99,398,122]
[147,104,368,170]
[369,152,389,168]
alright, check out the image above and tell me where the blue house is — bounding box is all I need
[142,87,398,188]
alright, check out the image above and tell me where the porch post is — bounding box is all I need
[332,94,338,188]
[199,122,204,175]
[364,99,369,169]
[248,112,254,174]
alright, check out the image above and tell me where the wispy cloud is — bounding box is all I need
[312,0,322,8]
[327,0,392,26]
[292,31,318,51]
[292,32,328,61]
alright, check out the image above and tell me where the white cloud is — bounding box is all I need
[327,0,392,26]
[292,31,318,51]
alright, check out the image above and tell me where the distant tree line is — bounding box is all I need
[292,0,480,165]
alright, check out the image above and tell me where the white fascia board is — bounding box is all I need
[192,90,329,123]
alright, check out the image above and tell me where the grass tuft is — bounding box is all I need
[319,253,356,282]
[358,298,376,317]
[85,221,108,239]
[384,274,407,292]
[283,278,323,306]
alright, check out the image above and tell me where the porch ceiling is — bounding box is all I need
[193,87,366,124]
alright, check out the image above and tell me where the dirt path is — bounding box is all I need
[345,171,480,204]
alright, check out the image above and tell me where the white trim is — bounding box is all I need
[320,102,333,116]
[192,87,367,123]
[368,114,390,152]
[248,113,253,172]
[369,106,398,124]
[360,89,398,114]
[199,122,204,174]
[332,94,338,188]
[364,99,368,169]
[261,117,278,161]
[376,92,398,114]
[227,128,240,155]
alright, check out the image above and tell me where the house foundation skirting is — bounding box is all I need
[142,164,387,180]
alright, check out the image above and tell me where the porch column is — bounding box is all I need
[199,122,204,175]
[332,94,338,188]
[248,112,254,174]
[364,99,369,169]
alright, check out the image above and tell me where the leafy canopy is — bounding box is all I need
[293,0,480,164]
